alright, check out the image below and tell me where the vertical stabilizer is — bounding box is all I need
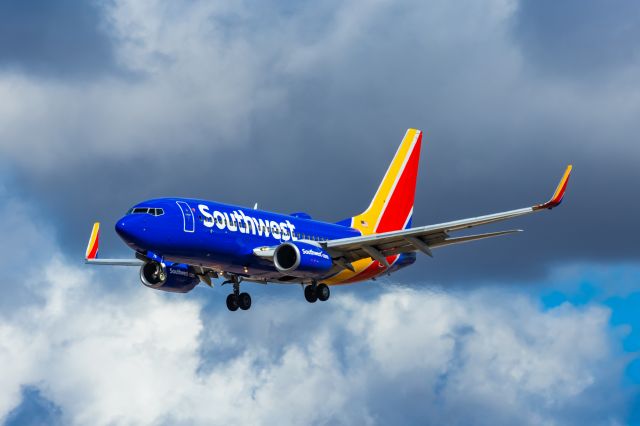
[348,128,423,235]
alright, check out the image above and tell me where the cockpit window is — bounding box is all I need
[127,207,165,216]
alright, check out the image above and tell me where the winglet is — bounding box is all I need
[85,222,100,260]
[534,165,573,210]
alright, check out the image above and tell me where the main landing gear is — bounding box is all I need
[224,276,251,312]
[304,282,330,303]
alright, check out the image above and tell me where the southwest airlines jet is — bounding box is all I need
[86,129,572,311]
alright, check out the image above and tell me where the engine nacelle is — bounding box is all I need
[273,242,333,278]
[140,261,199,293]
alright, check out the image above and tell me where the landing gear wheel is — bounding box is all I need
[317,284,330,302]
[238,292,252,310]
[226,293,239,311]
[304,285,318,303]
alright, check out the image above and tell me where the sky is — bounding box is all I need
[0,0,638,424]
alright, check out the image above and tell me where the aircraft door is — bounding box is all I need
[176,201,195,233]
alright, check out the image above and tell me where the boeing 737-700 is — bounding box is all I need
[85,129,572,311]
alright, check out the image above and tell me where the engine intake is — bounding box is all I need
[273,242,333,278]
[140,261,199,293]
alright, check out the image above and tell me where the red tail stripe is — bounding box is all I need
[88,231,99,259]
[375,134,422,233]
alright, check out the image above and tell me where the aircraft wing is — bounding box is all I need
[84,222,144,266]
[322,165,572,267]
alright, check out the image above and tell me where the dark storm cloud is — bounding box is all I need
[512,0,640,77]
[0,0,117,78]
[3,0,640,284]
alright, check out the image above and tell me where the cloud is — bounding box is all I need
[0,2,637,424]
[0,0,118,79]
[0,218,629,426]
[0,264,628,425]
[0,0,638,283]
[512,0,640,78]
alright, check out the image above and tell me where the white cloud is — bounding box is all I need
[0,253,626,425]
[5,0,638,176]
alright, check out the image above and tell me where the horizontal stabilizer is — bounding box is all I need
[85,258,144,266]
[84,222,144,266]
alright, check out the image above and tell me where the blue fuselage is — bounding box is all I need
[116,198,385,282]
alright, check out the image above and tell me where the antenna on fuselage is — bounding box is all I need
[253,202,258,210]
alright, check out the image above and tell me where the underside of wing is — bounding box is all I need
[325,228,522,264]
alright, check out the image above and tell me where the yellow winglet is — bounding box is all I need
[535,165,573,210]
[85,222,100,260]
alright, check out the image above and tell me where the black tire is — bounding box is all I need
[304,285,318,303]
[317,284,330,301]
[226,293,239,311]
[238,292,252,310]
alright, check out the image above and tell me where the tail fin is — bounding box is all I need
[346,128,423,235]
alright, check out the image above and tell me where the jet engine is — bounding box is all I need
[140,261,199,293]
[273,242,333,277]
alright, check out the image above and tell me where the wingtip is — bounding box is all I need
[85,222,100,260]
[534,165,572,210]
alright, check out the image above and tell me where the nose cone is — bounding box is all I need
[115,215,146,249]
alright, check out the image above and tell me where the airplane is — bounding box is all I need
[85,129,572,311]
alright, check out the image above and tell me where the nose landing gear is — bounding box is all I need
[224,276,252,311]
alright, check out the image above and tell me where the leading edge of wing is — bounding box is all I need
[325,165,572,253]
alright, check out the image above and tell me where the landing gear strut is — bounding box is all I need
[224,276,251,311]
[304,282,330,303]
